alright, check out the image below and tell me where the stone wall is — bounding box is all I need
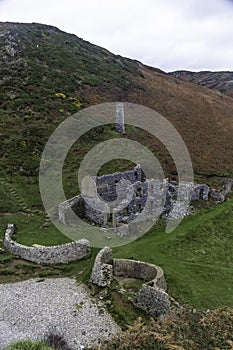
[90,246,113,287]
[113,258,170,316]
[90,247,170,317]
[58,164,232,231]
[113,258,167,290]
[191,184,209,201]
[223,179,233,195]
[58,165,145,226]
[58,195,86,225]
[4,224,90,264]
[96,165,142,202]
[59,195,104,226]
[135,284,170,318]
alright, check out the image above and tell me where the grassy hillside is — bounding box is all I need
[0,22,232,224]
[0,21,233,191]
[170,70,233,98]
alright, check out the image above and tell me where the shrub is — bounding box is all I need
[43,330,72,350]
[6,340,52,350]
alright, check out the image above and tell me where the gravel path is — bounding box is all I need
[0,278,120,350]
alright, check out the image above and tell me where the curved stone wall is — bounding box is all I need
[4,224,90,264]
[113,258,167,290]
[90,247,170,317]
[112,258,169,317]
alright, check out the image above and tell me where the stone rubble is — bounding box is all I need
[0,278,120,350]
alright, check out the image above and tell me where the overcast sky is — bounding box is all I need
[1,0,233,72]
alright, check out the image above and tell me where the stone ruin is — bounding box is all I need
[59,164,175,227]
[4,224,90,264]
[58,165,232,235]
[59,165,151,228]
[90,246,171,318]
[58,102,232,234]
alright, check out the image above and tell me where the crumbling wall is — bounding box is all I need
[114,258,170,317]
[113,258,167,290]
[135,284,170,317]
[89,247,170,317]
[58,165,232,229]
[191,184,209,201]
[58,195,86,225]
[4,224,90,264]
[223,179,233,195]
[90,246,113,287]
[96,165,142,202]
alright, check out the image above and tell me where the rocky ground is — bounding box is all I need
[0,278,120,350]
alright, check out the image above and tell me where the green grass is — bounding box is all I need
[0,213,70,246]
[113,196,233,310]
[5,340,53,350]
[0,196,232,339]
[0,251,96,284]
[0,213,98,284]
[0,22,143,182]
[1,197,232,311]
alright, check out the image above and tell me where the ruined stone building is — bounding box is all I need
[58,164,231,234]
[58,103,232,234]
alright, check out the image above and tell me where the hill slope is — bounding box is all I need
[0,22,233,210]
[170,70,233,98]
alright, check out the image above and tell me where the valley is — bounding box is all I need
[0,22,232,350]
